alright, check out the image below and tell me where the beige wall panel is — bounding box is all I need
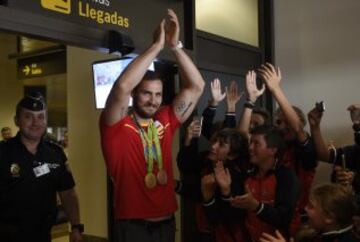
[0,33,22,134]
[67,46,109,238]
[196,0,259,46]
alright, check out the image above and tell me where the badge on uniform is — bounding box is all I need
[10,163,21,177]
[33,163,50,177]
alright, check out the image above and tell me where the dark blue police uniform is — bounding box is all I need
[0,133,75,242]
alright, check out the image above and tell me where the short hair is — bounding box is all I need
[142,71,162,82]
[1,127,11,133]
[212,128,249,162]
[276,105,307,127]
[210,121,225,135]
[311,183,357,228]
[251,125,285,157]
[133,71,163,93]
[253,108,271,125]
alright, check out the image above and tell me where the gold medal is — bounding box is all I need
[157,169,168,185]
[144,173,157,189]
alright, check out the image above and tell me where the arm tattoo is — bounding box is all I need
[175,101,186,113]
[176,101,193,117]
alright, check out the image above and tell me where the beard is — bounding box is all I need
[132,102,159,119]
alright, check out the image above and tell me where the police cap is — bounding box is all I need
[17,92,46,111]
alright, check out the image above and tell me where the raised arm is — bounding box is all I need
[210,78,226,107]
[348,104,360,126]
[307,107,330,162]
[177,122,202,173]
[238,71,265,137]
[258,63,307,142]
[348,104,360,146]
[166,9,205,123]
[102,20,165,125]
[226,80,242,113]
[201,78,226,139]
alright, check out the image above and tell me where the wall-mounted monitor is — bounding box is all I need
[92,56,155,109]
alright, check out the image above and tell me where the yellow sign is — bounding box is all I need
[23,65,31,75]
[78,2,129,28]
[22,64,43,76]
[41,0,71,14]
[40,0,130,28]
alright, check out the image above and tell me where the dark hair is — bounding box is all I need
[311,183,357,228]
[212,128,249,162]
[210,121,225,135]
[251,125,285,157]
[143,70,163,82]
[276,105,307,127]
[1,127,11,133]
[253,108,270,125]
[133,71,163,94]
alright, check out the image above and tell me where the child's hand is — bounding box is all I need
[259,230,292,242]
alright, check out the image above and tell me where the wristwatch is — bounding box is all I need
[172,41,183,50]
[71,223,84,233]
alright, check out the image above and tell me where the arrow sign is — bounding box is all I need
[22,65,30,75]
[17,51,66,79]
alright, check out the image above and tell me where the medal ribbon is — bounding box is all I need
[152,122,163,170]
[132,115,163,175]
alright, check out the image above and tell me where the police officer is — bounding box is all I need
[0,93,83,242]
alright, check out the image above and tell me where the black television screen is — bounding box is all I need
[92,56,155,109]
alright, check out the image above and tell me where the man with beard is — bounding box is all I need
[0,93,82,242]
[99,9,205,242]
[258,63,318,235]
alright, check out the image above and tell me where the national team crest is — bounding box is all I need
[10,163,20,177]
[154,121,164,139]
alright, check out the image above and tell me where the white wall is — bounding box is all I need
[274,0,360,183]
